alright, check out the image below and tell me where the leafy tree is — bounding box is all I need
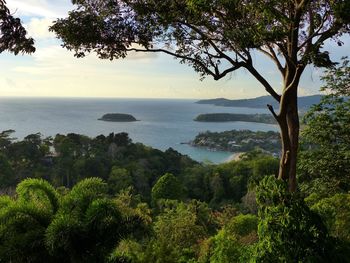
[0,0,35,54]
[299,58,350,196]
[151,173,184,205]
[108,166,133,194]
[0,177,149,263]
[208,172,225,207]
[51,0,350,191]
[0,179,59,263]
[145,201,210,263]
[310,193,350,243]
[0,153,13,187]
[254,176,334,262]
[0,129,15,151]
[199,214,257,263]
[46,178,148,262]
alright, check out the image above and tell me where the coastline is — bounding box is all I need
[225,152,244,162]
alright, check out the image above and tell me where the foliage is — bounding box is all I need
[145,201,211,263]
[0,131,278,208]
[0,130,349,261]
[0,178,149,263]
[51,0,350,73]
[0,179,58,262]
[254,176,333,262]
[0,153,13,187]
[199,214,257,263]
[151,173,184,205]
[310,193,350,243]
[299,58,350,196]
[0,0,35,54]
[108,167,133,194]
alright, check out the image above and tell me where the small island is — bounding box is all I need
[194,113,277,124]
[98,113,138,122]
[189,130,281,156]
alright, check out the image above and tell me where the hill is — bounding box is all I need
[196,95,322,110]
[194,113,277,124]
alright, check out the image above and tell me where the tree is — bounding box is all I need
[51,0,350,191]
[146,201,209,263]
[151,173,184,205]
[200,214,257,263]
[46,178,148,262]
[107,166,133,194]
[299,58,350,196]
[0,179,59,262]
[0,0,35,54]
[254,176,335,262]
[310,193,350,243]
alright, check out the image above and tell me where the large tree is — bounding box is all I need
[51,0,350,191]
[0,0,35,54]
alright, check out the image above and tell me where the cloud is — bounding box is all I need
[25,18,55,40]
[7,0,71,18]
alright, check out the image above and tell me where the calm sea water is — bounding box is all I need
[0,97,278,163]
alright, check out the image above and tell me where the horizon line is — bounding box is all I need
[0,94,322,100]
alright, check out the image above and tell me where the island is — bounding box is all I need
[189,130,281,155]
[194,113,277,124]
[98,113,138,122]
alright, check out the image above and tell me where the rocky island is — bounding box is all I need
[190,130,281,156]
[194,113,277,124]
[98,113,138,122]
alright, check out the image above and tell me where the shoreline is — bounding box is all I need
[225,152,245,162]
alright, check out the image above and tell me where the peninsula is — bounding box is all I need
[98,113,138,122]
[190,130,281,155]
[194,113,277,124]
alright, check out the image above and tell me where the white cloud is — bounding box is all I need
[7,0,71,18]
[25,18,55,40]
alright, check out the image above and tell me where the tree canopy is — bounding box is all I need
[51,0,350,80]
[0,0,35,54]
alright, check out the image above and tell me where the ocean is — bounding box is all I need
[0,97,278,163]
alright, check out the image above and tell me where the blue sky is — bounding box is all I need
[0,0,349,99]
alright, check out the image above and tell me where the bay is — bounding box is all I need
[0,97,278,163]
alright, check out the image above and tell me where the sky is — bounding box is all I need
[0,0,349,99]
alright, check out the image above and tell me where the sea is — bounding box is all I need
[0,97,278,164]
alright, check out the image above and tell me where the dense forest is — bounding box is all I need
[1,60,350,262]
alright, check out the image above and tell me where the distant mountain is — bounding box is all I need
[196,95,322,110]
[194,113,277,124]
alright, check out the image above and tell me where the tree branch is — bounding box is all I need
[126,47,217,78]
[267,104,280,122]
[258,45,285,75]
[179,21,248,66]
[298,9,329,52]
[245,64,281,102]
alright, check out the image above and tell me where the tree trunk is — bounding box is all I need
[277,78,300,192]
